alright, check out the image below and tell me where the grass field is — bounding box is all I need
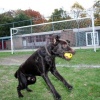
[0,49,100,65]
[0,49,100,100]
[0,66,100,100]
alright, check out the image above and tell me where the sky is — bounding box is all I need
[0,0,94,17]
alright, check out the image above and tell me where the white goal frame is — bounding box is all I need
[10,16,96,54]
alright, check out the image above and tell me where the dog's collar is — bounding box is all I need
[45,45,51,56]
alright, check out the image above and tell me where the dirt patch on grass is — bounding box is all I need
[0,54,30,65]
[0,54,100,68]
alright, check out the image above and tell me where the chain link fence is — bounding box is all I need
[11,17,92,50]
[0,10,100,52]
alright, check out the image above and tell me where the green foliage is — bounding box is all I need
[94,0,100,20]
[0,1,99,37]
[49,8,71,22]
[71,2,84,18]
[48,8,71,31]
[95,18,100,26]
[0,12,13,24]
[0,11,30,36]
[13,12,31,27]
[0,12,14,36]
[71,2,84,10]
[0,9,45,37]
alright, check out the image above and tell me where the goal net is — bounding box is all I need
[10,12,98,54]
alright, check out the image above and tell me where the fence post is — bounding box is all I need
[52,15,54,31]
[91,7,96,52]
[10,28,14,54]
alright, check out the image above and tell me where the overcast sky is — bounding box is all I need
[0,0,94,17]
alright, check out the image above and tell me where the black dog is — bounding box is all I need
[14,35,75,100]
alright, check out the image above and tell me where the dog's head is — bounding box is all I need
[51,35,75,60]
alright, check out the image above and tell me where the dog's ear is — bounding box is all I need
[52,35,60,44]
[54,35,60,40]
[66,40,70,46]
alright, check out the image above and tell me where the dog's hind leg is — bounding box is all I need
[26,87,33,92]
[26,76,36,92]
[17,72,27,97]
[17,84,24,97]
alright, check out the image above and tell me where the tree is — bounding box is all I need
[24,9,47,33]
[71,2,90,29]
[0,11,14,37]
[13,10,31,27]
[49,8,71,22]
[48,8,71,31]
[0,9,47,37]
[0,11,14,24]
[24,9,47,24]
[71,2,84,18]
[93,0,100,26]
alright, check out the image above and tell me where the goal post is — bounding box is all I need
[10,16,97,54]
[10,28,13,54]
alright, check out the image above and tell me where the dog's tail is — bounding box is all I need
[14,70,18,78]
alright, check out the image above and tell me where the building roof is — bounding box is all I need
[73,26,100,32]
[0,36,11,40]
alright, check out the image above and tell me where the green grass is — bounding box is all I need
[56,49,100,65]
[0,51,33,58]
[0,49,100,65]
[0,66,100,100]
[0,49,100,100]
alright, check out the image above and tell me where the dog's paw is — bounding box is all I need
[56,97,61,100]
[19,94,24,98]
[26,88,33,92]
[55,96,61,100]
[68,85,73,90]
[55,93,61,100]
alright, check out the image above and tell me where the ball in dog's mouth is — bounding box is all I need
[64,52,73,60]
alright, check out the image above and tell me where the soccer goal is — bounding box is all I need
[10,13,97,54]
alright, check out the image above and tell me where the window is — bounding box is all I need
[36,35,45,42]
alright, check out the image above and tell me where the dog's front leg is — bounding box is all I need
[51,68,73,90]
[42,74,61,100]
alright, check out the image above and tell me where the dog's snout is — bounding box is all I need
[66,46,75,55]
[72,50,75,55]
[67,48,75,55]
